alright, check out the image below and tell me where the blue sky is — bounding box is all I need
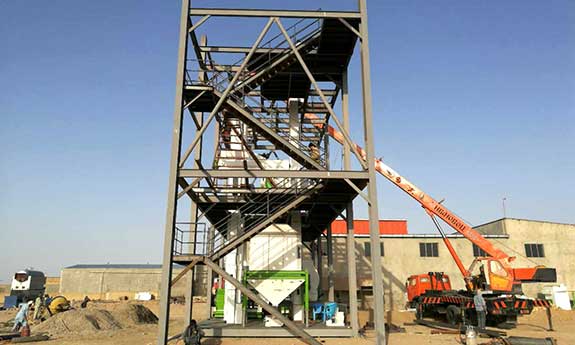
[0,0,573,281]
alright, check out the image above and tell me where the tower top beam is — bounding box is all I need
[191,8,361,19]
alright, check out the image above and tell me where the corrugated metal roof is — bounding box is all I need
[65,264,162,270]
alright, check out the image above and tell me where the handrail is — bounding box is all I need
[173,177,320,256]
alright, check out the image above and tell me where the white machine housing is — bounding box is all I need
[10,269,46,302]
[249,223,301,272]
[247,223,304,308]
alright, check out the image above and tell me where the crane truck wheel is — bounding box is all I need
[446,305,461,325]
[445,305,461,325]
[415,302,423,320]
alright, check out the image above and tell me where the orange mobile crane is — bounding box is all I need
[306,113,556,326]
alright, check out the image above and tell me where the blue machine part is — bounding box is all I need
[311,302,338,321]
[3,296,18,309]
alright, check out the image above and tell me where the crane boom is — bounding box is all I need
[307,113,556,290]
[306,113,510,261]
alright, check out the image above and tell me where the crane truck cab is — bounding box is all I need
[406,272,452,303]
[467,257,515,292]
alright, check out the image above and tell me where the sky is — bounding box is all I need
[0,0,573,281]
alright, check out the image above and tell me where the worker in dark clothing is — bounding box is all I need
[44,295,53,316]
[477,265,487,290]
[80,296,91,309]
[474,288,487,330]
[183,319,204,345]
[308,143,320,163]
[221,126,231,149]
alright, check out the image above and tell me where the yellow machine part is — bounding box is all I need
[48,296,70,315]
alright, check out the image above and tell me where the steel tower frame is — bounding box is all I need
[158,1,386,344]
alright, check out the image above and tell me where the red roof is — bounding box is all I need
[329,219,408,235]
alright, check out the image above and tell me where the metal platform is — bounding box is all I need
[192,178,369,242]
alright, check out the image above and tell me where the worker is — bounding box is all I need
[474,288,487,330]
[80,296,91,309]
[222,126,231,149]
[183,319,203,345]
[308,143,320,163]
[12,301,32,332]
[477,266,487,290]
[44,294,53,316]
[33,295,43,320]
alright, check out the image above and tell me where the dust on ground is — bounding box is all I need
[1,301,573,345]
[32,303,158,337]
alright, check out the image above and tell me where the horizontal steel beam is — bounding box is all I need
[248,89,337,97]
[251,107,328,113]
[201,326,354,338]
[179,169,369,179]
[170,257,201,286]
[190,186,313,194]
[195,195,351,204]
[200,46,289,54]
[257,118,326,124]
[191,8,361,19]
[184,85,213,91]
[173,255,205,266]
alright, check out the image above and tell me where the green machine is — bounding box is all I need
[243,270,309,322]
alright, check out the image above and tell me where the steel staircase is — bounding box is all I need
[187,18,328,168]
[174,177,321,261]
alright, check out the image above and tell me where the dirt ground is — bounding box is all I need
[1,301,574,345]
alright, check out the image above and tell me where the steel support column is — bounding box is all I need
[358,0,386,344]
[204,224,215,320]
[157,0,190,343]
[184,32,208,324]
[342,70,359,336]
[327,224,335,302]
[316,238,323,299]
[184,140,202,325]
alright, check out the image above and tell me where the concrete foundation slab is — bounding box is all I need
[199,319,354,338]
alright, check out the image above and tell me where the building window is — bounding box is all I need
[472,244,488,257]
[525,243,545,258]
[364,242,384,257]
[419,243,439,257]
